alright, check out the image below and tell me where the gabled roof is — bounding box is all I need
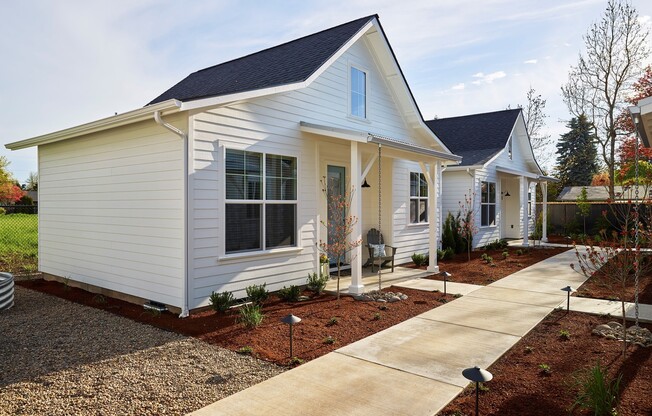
[425,109,521,166]
[148,15,376,105]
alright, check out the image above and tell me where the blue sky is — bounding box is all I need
[2,0,651,181]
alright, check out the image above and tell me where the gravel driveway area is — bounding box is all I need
[0,286,284,415]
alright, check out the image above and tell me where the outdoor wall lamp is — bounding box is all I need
[361,178,371,188]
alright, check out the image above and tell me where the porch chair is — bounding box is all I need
[365,228,396,273]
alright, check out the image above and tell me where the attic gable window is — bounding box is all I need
[225,149,297,254]
[350,66,367,118]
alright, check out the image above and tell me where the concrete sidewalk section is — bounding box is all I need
[191,248,650,415]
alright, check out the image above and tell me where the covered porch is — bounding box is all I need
[497,166,555,246]
[324,266,435,295]
[301,121,461,295]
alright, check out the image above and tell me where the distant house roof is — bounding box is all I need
[557,186,650,201]
[425,109,521,166]
[148,15,376,105]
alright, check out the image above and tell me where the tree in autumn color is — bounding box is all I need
[0,156,25,204]
[616,65,652,185]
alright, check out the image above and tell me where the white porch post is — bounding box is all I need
[427,162,440,273]
[542,181,548,242]
[349,141,364,294]
[521,176,529,247]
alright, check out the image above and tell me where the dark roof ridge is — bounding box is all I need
[428,108,521,122]
[193,15,378,76]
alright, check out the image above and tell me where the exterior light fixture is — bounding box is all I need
[462,366,493,416]
[561,286,575,313]
[502,191,511,197]
[281,314,302,358]
[361,178,371,188]
[439,271,452,295]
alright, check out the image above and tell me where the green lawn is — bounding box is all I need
[0,213,38,274]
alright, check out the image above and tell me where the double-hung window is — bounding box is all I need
[225,149,297,254]
[409,172,428,223]
[350,66,367,118]
[481,181,496,227]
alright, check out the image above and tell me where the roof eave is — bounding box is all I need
[6,99,183,150]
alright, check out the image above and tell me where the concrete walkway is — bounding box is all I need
[190,249,649,416]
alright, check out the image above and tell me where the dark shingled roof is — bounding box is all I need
[425,109,521,166]
[147,15,377,105]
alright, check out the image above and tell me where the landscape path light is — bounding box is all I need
[439,271,452,295]
[561,285,575,313]
[281,314,301,358]
[462,366,493,416]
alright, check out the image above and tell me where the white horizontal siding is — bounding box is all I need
[38,116,186,307]
[188,36,429,308]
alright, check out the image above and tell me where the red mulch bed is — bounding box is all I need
[16,279,452,366]
[439,310,652,416]
[412,246,569,286]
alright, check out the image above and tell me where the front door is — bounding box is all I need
[327,165,346,267]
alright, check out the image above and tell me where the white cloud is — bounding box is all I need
[639,15,651,25]
[451,83,465,90]
[471,71,507,85]
[524,59,538,64]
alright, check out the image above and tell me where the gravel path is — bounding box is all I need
[0,286,284,415]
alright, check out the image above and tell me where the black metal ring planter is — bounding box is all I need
[0,272,15,311]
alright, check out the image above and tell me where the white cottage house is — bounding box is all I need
[427,109,554,248]
[6,15,460,315]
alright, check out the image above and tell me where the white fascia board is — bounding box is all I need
[495,165,539,179]
[299,121,369,143]
[445,165,484,171]
[6,99,183,150]
[180,21,375,113]
[538,175,559,182]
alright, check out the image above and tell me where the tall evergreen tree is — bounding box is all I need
[556,115,598,190]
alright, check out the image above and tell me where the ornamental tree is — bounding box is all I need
[458,193,478,261]
[318,177,362,301]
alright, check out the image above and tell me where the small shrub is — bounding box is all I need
[209,291,234,313]
[290,357,304,366]
[326,317,339,326]
[481,253,493,264]
[437,247,454,261]
[485,239,508,250]
[440,298,448,304]
[516,249,524,255]
[502,251,509,259]
[323,335,336,345]
[559,329,571,340]
[478,382,490,392]
[245,283,269,305]
[307,273,328,295]
[238,304,264,329]
[373,313,381,321]
[569,362,621,416]
[278,285,301,302]
[237,346,254,355]
[0,207,5,215]
[412,252,427,267]
[539,363,552,375]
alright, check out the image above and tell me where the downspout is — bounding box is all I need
[154,111,190,318]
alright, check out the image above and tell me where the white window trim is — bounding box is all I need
[480,180,497,227]
[409,172,429,225]
[220,146,301,258]
[348,62,370,122]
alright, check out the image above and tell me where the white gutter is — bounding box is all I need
[5,99,183,150]
[154,110,190,318]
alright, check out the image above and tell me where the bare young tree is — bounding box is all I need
[520,87,552,167]
[561,0,649,199]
